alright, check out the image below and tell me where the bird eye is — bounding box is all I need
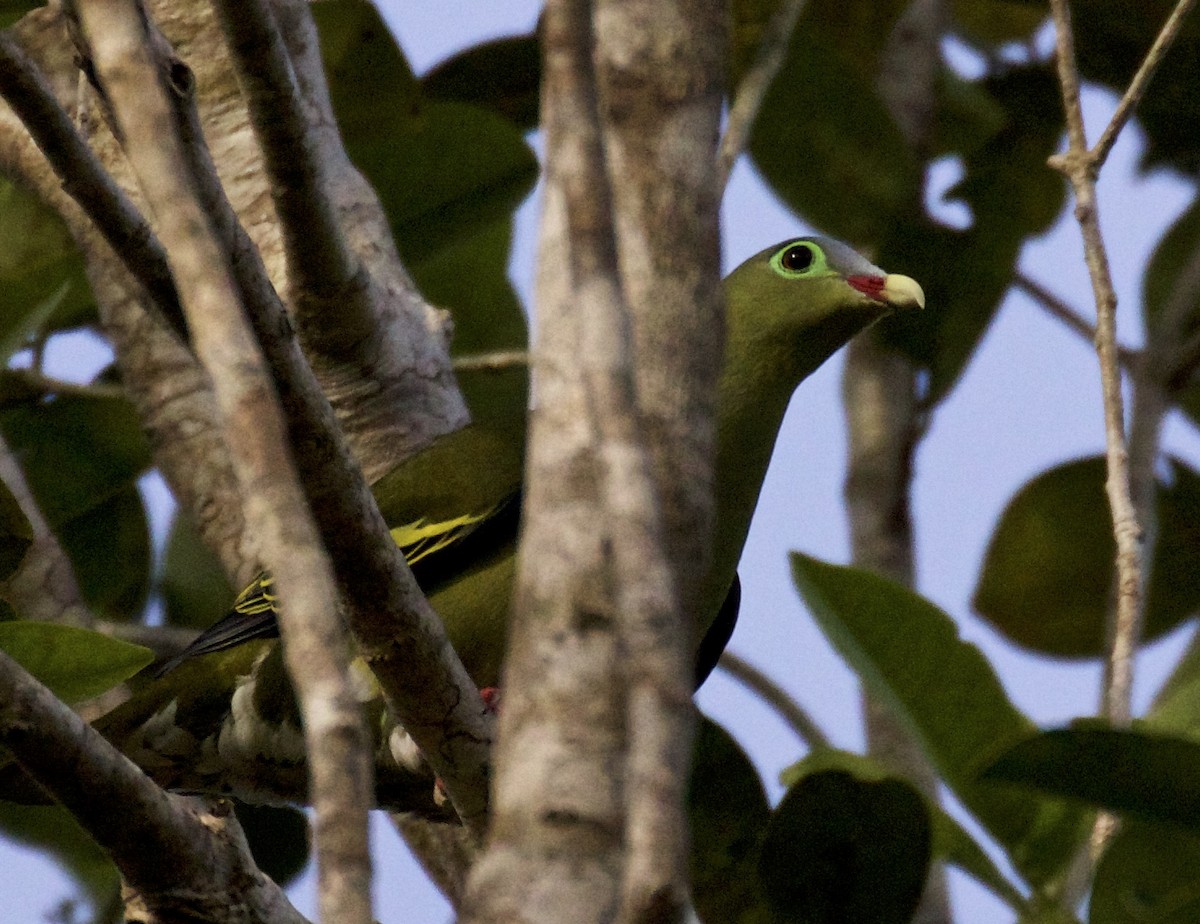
[769,241,826,278]
[780,245,814,272]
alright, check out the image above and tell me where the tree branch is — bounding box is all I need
[1015,272,1138,372]
[1047,0,1145,731]
[70,3,374,920]
[716,0,806,191]
[0,31,188,342]
[67,0,495,839]
[1089,0,1197,170]
[717,651,830,749]
[0,648,307,924]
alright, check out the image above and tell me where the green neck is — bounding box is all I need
[704,285,887,617]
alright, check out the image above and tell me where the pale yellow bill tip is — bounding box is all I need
[883,274,925,309]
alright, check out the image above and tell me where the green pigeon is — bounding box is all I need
[18,237,923,816]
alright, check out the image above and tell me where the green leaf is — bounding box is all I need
[0,392,152,526]
[748,25,921,246]
[314,0,538,268]
[974,457,1200,657]
[0,622,152,703]
[1147,635,1200,740]
[1073,0,1200,175]
[689,716,772,924]
[949,0,1048,47]
[983,726,1200,833]
[354,100,538,267]
[1090,820,1200,924]
[312,0,420,140]
[759,769,930,924]
[423,35,540,132]
[234,802,311,888]
[160,508,234,630]
[59,487,151,621]
[0,479,32,583]
[782,748,1027,912]
[1,392,153,620]
[878,65,1065,403]
[0,1,42,29]
[1143,197,1200,429]
[791,552,1089,889]
[0,180,94,361]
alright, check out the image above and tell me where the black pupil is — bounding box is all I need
[782,245,814,271]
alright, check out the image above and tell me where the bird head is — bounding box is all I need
[724,236,924,385]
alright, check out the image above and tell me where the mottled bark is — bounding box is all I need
[463,0,724,921]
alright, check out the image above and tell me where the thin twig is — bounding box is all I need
[1048,0,1144,730]
[717,651,830,749]
[716,0,806,192]
[1090,0,1198,170]
[1047,0,1154,889]
[452,349,530,372]
[1015,272,1138,371]
[0,31,188,342]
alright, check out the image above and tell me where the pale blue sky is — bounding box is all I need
[5,3,1198,922]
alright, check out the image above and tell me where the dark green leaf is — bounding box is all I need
[372,218,529,527]
[352,100,537,267]
[748,25,920,246]
[1143,197,1200,428]
[1073,0,1200,175]
[59,487,151,621]
[1,392,153,620]
[791,552,1088,888]
[878,65,1065,403]
[0,180,94,361]
[949,0,1048,47]
[0,392,152,526]
[314,0,538,267]
[234,802,311,887]
[423,35,540,131]
[0,803,118,915]
[0,479,32,583]
[689,716,772,924]
[782,749,1027,912]
[0,1,41,29]
[312,0,420,142]
[974,457,1200,657]
[1091,820,1200,924]
[984,727,1200,833]
[0,621,152,703]
[759,769,930,924]
[160,508,234,630]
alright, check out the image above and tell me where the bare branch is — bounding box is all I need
[71,3,373,920]
[717,0,806,191]
[453,350,530,372]
[210,0,361,312]
[717,651,830,749]
[0,649,307,924]
[1090,0,1198,170]
[1015,272,1138,371]
[1048,0,1145,730]
[0,31,187,342]
[65,0,494,839]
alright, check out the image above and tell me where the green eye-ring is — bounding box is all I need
[769,241,829,278]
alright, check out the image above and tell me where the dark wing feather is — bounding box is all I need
[156,491,522,675]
